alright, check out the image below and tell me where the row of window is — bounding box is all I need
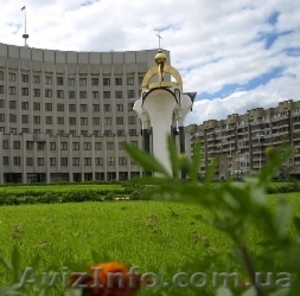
[3,140,138,150]
[0,87,138,99]
[0,114,136,125]
[0,72,142,86]
[1,101,134,112]
[2,156,136,166]
[0,128,138,137]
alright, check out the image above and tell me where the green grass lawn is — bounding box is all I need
[0,193,299,295]
[0,184,123,194]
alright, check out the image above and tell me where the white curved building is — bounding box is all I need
[0,43,170,183]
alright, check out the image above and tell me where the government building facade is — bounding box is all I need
[0,43,170,184]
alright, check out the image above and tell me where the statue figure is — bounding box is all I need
[155,49,166,82]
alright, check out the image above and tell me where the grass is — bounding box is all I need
[0,193,299,295]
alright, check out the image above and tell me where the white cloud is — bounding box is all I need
[0,0,299,127]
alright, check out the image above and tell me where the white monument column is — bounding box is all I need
[133,48,196,177]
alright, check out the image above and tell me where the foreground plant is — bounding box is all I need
[124,136,300,296]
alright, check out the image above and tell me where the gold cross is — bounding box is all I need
[156,32,163,49]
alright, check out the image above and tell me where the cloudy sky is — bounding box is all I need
[0,0,299,126]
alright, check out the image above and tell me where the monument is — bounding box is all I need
[133,36,196,176]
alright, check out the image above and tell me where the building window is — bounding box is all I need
[0,86,4,94]
[80,91,87,99]
[33,89,40,97]
[69,117,76,125]
[46,116,52,124]
[93,130,101,137]
[116,104,123,111]
[50,158,56,166]
[119,157,127,165]
[93,104,100,111]
[72,142,80,150]
[22,74,29,83]
[103,91,110,99]
[79,78,87,86]
[33,116,40,124]
[9,114,17,123]
[129,129,137,136]
[127,90,135,98]
[26,157,33,166]
[84,158,91,166]
[61,158,68,166]
[80,117,88,125]
[57,117,64,124]
[131,141,138,147]
[117,129,124,136]
[72,158,79,166]
[33,75,40,84]
[50,142,56,150]
[128,103,134,110]
[37,158,44,166]
[128,116,136,124]
[0,114,4,122]
[37,142,44,150]
[127,77,134,85]
[3,140,9,149]
[33,129,41,134]
[22,115,29,123]
[83,142,91,150]
[92,91,99,98]
[3,156,9,165]
[22,128,29,133]
[81,130,88,137]
[9,73,16,81]
[9,87,16,95]
[104,117,111,125]
[13,141,20,149]
[57,104,64,111]
[139,77,143,85]
[115,78,122,85]
[91,78,99,86]
[107,142,114,150]
[45,89,52,97]
[57,90,64,98]
[103,78,110,86]
[14,157,21,166]
[93,117,100,125]
[22,102,29,110]
[45,103,52,111]
[104,104,111,111]
[21,88,29,96]
[68,78,75,85]
[0,71,4,80]
[69,91,76,98]
[116,117,123,124]
[61,142,68,150]
[119,142,125,150]
[104,130,112,137]
[9,101,16,109]
[95,142,102,150]
[107,157,115,166]
[115,91,122,98]
[80,104,88,112]
[45,76,52,84]
[46,129,52,135]
[95,157,103,166]
[69,104,76,112]
[57,77,63,85]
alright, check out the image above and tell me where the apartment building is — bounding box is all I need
[0,42,171,184]
[185,100,300,180]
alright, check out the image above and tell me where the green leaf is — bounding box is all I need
[190,141,201,183]
[11,246,20,281]
[293,216,300,233]
[125,143,171,177]
[204,156,219,187]
[269,288,290,296]
[167,135,180,178]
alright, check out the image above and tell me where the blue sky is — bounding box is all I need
[0,0,299,125]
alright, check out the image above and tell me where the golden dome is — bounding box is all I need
[155,49,166,65]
